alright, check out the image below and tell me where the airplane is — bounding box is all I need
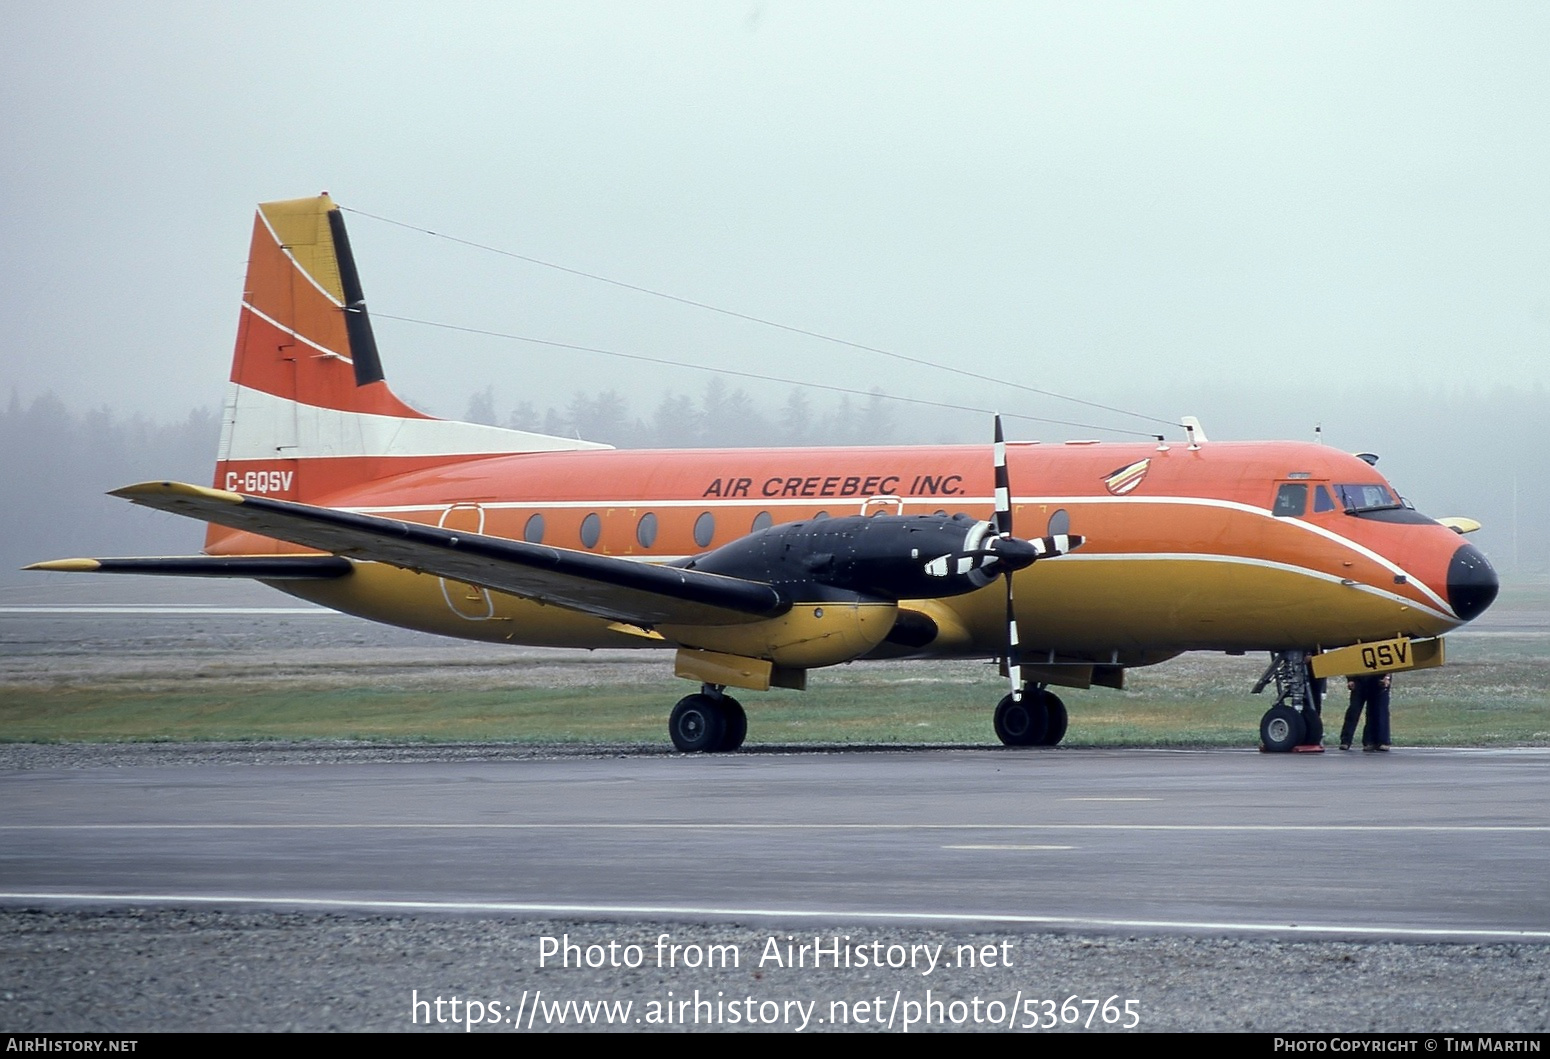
[29,194,1501,753]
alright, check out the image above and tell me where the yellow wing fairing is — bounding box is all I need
[109,481,788,628]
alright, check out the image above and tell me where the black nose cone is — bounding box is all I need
[1447,543,1499,622]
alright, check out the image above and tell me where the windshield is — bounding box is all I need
[1335,482,1434,525]
[1336,483,1399,513]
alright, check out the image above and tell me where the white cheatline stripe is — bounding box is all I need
[2,892,1546,941]
[257,209,344,308]
[243,302,351,362]
[343,521,1455,626]
[1061,552,1456,623]
[4,823,1543,833]
[357,496,937,513]
[1059,494,1452,614]
[346,490,1451,614]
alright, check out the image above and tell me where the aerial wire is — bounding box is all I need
[342,207,1177,432]
[372,312,1162,439]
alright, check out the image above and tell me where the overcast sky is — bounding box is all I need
[4,2,1548,438]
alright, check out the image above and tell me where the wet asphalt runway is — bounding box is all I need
[3,745,1547,940]
[3,577,1548,939]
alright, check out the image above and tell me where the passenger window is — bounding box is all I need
[636,512,658,548]
[1047,508,1070,536]
[751,511,773,533]
[523,513,545,543]
[1314,486,1336,513]
[693,512,716,548]
[580,512,601,548]
[1273,483,1308,517]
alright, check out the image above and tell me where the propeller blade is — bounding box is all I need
[977,533,1085,570]
[993,414,1013,537]
[1006,568,1023,703]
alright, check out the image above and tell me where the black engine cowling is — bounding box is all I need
[678,513,1076,603]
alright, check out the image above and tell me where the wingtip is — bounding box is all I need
[23,559,103,573]
[110,481,244,503]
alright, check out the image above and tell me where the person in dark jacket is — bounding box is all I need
[1340,673,1391,751]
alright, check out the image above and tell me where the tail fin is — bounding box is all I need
[214,194,605,518]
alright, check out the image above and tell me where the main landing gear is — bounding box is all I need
[668,684,747,753]
[993,687,1068,747]
[1253,649,1324,753]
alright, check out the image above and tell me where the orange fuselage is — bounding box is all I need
[210,437,1474,667]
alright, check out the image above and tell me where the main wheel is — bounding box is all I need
[994,692,1048,746]
[718,696,747,752]
[1038,691,1068,746]
[1259,704,1306,753]
[669,694,726,753]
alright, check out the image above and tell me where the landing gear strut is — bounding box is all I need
[1253,650,1322,752]
[668,684,746,753]
[994,687,1067,747]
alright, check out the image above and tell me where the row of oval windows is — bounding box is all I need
[520,508,1071,551]
[523,510,778,550]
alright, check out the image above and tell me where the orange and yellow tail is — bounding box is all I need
[211,194,605,547]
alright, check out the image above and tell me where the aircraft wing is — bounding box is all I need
[28,555,354,578]
[91,481,789,628]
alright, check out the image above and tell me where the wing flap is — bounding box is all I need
[107,481,787,627]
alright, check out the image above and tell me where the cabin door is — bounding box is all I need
[437,503,496,620]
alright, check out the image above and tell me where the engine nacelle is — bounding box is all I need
[680,513,1077,603]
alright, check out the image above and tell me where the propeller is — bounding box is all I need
[993,416,1026,704]
[989,415,1083,703]
[915,417,1083,697]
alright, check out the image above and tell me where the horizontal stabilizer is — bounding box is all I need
[109,481,788,627]
[25,556,353,579]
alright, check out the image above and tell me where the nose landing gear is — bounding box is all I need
[1253,650,1323,752]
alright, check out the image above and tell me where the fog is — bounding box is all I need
[3,3,1548,584]
[2,380,1545,587]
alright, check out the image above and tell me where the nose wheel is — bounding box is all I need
[1259,704,1306,752]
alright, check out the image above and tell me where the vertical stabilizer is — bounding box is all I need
[211,195,608,547]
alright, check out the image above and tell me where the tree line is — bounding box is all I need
[468,380,909,449]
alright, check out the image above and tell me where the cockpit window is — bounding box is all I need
[1314,485,1337,513]
[1336,482,1436,525]
[1273,483,1308,517]
[1336,483,1397,513]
